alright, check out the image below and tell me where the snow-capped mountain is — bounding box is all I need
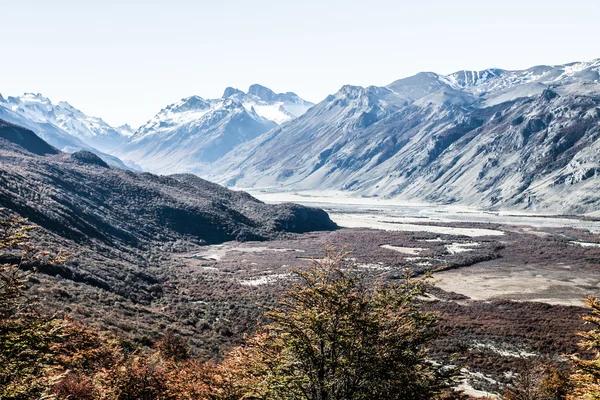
[116,123,136,137]
[0,93,132,169]
[113,85,313,174]
[4,59,600,213]
[391,58,600,107]
[204,58,600,213]
[0,93,130,153]
[223,84,314,124]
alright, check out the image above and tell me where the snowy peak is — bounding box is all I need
[115,83,315,173]
[169,95,211,113]
[325,85,406,118]
[336,84,395,100]
[446,59,600,91]
[387,72,450,99]
[116,124,136,137]
[447,68,506,88]
[5,93,55,121]
[384,58,600,110]
[0,93,129,152]
[248,84,277,102]
[116,93,278,173]
[219,84,314,124]
[222,87,245,100]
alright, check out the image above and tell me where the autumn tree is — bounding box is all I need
[569,296,600,399]
[230,248,457,400]
[504,358,571,400]
[0,214,115,399]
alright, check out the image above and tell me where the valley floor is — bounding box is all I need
[249,190,600,307]
[27,193,600,396]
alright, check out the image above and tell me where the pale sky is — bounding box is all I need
[2,0,599,128]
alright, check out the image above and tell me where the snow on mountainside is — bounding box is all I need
[205,58,600,214]
[116,123,136,137]
[0,94,131,170]
[387,59,600,107]
[0,93,130,153]
[446,58,600,105]
[113,85,313,174]
[233,84,314,124]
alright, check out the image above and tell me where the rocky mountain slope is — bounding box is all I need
[0,93,132,169]
[0,119,337,354]
[206,59,600,213]
[112,85,313,174]
[0,119,337,248]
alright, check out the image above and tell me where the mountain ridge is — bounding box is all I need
[3,58,600,213]
[203,59,600,214]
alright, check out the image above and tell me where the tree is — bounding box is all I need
[0,214,113,399]
[230,248,456,400]
[157,329,190,362]
[569,296,600,399]
[504,358,570,400]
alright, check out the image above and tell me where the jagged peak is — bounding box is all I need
[336,85,392,99]
[20,92,52,102]
[248,84,277,102]
[169,95,211,112]
[222,87,245,99]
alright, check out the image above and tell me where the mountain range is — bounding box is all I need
[111,85,313,174]
[2,58,599,213]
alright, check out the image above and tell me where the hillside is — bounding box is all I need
[0,120,336,247]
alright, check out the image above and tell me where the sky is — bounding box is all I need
[2,0,599,128]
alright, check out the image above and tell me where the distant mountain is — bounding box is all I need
[113,85,314,174]
[5,59,599,213]
[0,119,337,248]
[116,123,137,137]
[0,93,132,169]
[0,93,130,152]
[224,84,314,124]
[205,59,600,214]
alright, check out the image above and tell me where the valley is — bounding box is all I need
[20,195,599,393]
[4,2,600,397]
[2,56,600,397]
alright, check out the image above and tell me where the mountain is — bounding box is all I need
[116,123,136,137]
[0,119,337,354]
[0,118,59,156]
[446,59,600,105]
[0,93,130,153]
[205,85,407,188]
[113,85,313,174]
[0,119,337,248]
[224,84,314,124]
[205,59,600,214]
[0,93,132,169]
